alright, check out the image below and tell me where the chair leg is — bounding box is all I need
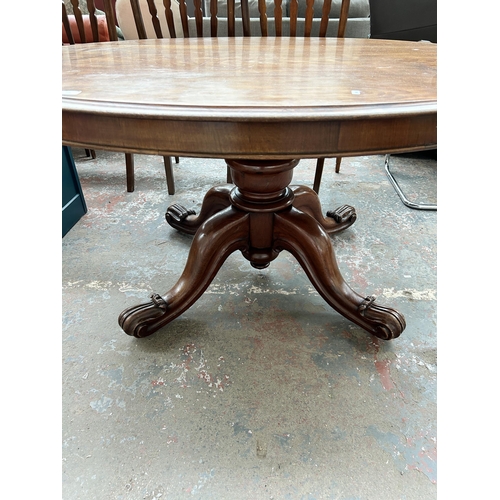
[175,157,180,164]
[313,156,342,194]
[335,157,342,173]
[227,165,232,183]
[125,153,134,192]
[384,154,437,210]
[312,158,325,194]
[163,156,175,195]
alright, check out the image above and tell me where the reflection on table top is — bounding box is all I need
[62,37,436,120]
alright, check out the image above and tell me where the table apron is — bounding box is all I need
[62,112,437,159]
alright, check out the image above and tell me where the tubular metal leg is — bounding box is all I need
[384,154,437,211]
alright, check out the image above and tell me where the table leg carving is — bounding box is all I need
[273,207,406,340]
[291,185,357,234]
[119,206,249,337]
[119,158,405,341]
[165,185,232,235]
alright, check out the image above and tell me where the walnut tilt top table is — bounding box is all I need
[62,37,437,340]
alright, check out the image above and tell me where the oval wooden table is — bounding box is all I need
[62,37,437,340]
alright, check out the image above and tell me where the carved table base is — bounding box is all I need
[118,159,406,340]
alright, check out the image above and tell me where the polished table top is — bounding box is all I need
[62,37,437,159]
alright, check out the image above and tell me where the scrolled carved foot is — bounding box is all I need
[273,208,405,340]
[167,204,196,223]
[327,204,357,224]
[291,186,357,234]
[118,293,169,338]
[166,185,233,235]
[357,295,406,340]
[165,203,197,233]
[118,206,249,338]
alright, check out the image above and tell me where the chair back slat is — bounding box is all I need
[129,0,148,38]
[87,0,101,41]
[318,0,332,37]
[209,0,218,36]
[258,0,267,36]
[161,0,177,38]
[240,0,251,36]
[227,0,235,37]
[337,0,350,37]
[145,0,164,38]
[289,0,298,37]
[102,0,119,40]
[193,0,204,36]
[274,0,283,37]
[178,0,191,37]
[304,0,314,37]
[70,0,87,42]
[62,2,75,44]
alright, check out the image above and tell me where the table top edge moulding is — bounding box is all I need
[62,98,437,121]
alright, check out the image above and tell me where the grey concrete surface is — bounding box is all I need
[62,150,437,499]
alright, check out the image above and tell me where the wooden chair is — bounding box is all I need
[62,0,179,193]
[64,0,364,193]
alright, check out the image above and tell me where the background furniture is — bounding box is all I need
[369,0,436,42]
[62,146,87,237]
[384,152,437,210]
[115,0,370,38]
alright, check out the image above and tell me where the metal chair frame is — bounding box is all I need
[384,154,437,211]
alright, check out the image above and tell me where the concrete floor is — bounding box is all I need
[62,150,437,499]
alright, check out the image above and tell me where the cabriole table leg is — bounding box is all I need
[118,159,405,340]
